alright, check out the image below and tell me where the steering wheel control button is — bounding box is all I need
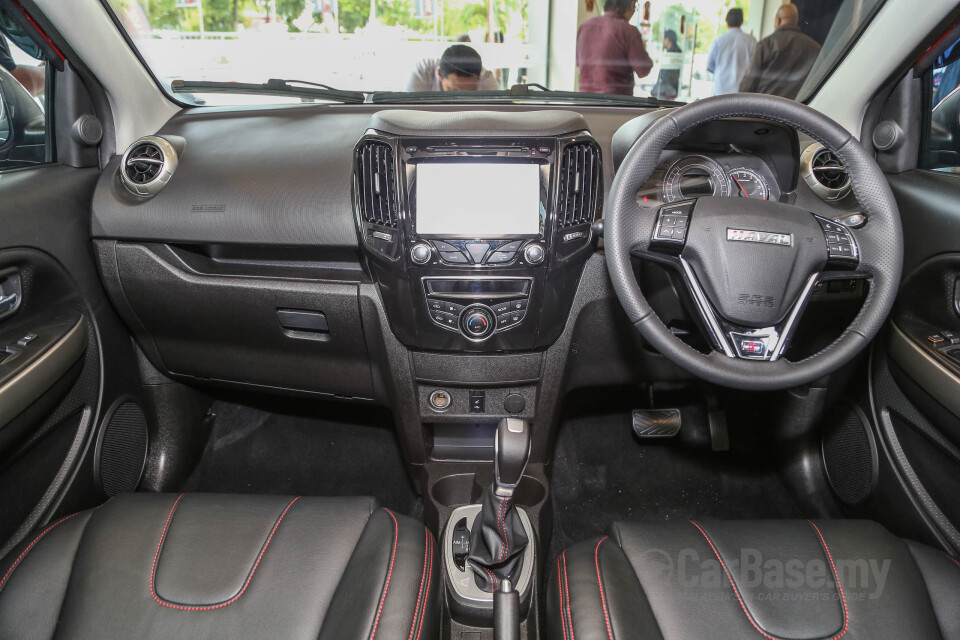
[653,202,693,248]
[816,216,859,266]
[461,306,495,340]
[465,243,491,264]
[410,243,432,265]
[469,390,486,413]
[429,389,452,412]
[523,243,545,264]
[440,251,469,264]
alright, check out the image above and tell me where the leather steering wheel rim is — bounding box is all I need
[605,94,903,391]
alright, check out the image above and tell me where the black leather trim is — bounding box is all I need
[550,520,959,640]
[0,494,438,640]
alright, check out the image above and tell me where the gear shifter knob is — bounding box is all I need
[494,418,530,496]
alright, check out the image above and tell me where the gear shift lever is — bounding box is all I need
[467,418,531,592]
[495,418,531,496]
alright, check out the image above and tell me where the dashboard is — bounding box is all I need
[87,103,864,410]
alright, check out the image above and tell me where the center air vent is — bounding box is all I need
[119,136,179,197]
[801,143,851,201]
[356,140,398,228]
[557,141,602,228]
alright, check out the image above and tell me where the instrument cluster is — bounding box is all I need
[637,152,781,207]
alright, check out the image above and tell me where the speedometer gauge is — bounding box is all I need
[662,156,730,203]
[729,168,769,200]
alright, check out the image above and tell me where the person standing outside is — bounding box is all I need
[706,8,756,95]
[651,29,683,100]
[738,3,821,99]
[577,0,653,95]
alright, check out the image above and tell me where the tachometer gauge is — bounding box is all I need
[729,168,769,200]
[662,156,730,203]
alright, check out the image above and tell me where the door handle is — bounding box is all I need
[0,268,21,321]
[0,293,18,315]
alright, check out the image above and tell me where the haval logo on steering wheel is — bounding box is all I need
[726,228,793,246]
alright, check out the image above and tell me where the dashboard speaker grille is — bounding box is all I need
[357,140,398,228]
[821,404,876,507]
[98,401,148,497]
[558,142,601,228]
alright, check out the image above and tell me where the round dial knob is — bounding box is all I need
[523,243,545,265]
[410,243,432,265]
[460,306,495,340]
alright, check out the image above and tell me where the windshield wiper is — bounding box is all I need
[171,78,366,104]
[372,84,679,108]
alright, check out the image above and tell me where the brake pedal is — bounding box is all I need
[708,410,730,451]
[632,409,681,439]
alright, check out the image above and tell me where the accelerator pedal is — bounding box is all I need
[632,408,681,439]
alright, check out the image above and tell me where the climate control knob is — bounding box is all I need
[523,243,545,265]
[460,305,495,340]
[410,243,432,265]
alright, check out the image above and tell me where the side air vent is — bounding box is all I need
[557,142,602,228]
[356,140,398,228]
[119,135,179,197]
[801,143,851,201]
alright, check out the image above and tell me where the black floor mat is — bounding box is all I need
[549,388,810,560]
[182,397,420,517]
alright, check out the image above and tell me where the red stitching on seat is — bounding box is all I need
[557,556,569,640]
[407,527,429,640]
[594,538,613,640]
[0,511,83,594]
[151,494,301,611]
[689,521,848,640]
[808,521,849,640]
[369,508,399,640]
[414,531,434,640]
[562,550,576,640]
[941,552,960,570]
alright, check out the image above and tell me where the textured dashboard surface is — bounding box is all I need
[90,105,645,247]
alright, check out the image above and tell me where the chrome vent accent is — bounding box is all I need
[119,136,178,197]
[557,142,601,228]
[801,143,851,201]
[356,140,398,228]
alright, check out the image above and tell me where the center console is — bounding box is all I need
[354,111,602,353]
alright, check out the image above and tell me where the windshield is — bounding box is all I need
[102,0,885,107]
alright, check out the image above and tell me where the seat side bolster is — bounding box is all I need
[318,508,439,640]
[906,541,960,640]
[548,537,664,640]
[0,510,95,639]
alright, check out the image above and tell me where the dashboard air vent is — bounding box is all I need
[557,142,601,228]
[119,136,179,197]
[801,143,851,201]
[356,140,398,228]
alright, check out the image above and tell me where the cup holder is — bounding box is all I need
[431,474,484,507]
[514,475,547,508]
[430,473,548,509]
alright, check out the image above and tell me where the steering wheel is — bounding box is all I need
[606,94,903,391]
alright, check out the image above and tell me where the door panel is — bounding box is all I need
[0,165,144,556]
[873,170,960,552]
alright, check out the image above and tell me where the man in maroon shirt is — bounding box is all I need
[577,0,653,95]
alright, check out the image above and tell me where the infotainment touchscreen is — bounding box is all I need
[415,163,541,237]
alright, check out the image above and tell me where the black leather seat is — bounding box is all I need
[0,493,439,640]
[548,519,960,640]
